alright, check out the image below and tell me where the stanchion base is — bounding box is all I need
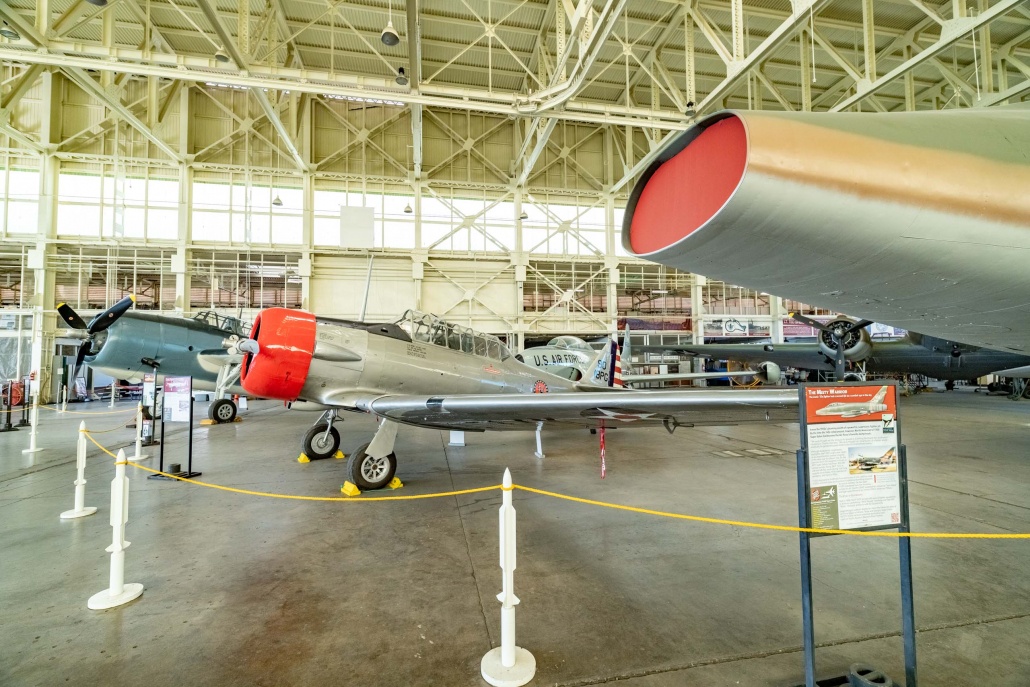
[87,583,144,610]
[130,453,150,461]
[0,426,20,432]
[481,647,536,687]
[147,469,200,482]
[22,447,44,454]
[60,506,98,519]
[533,452,545,459]
[17,420,31,427]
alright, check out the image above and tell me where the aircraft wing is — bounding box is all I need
[635,342,832,371]
[357,388,798,432]
[196,349,244,374]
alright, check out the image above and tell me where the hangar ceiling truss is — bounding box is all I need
[0,0,1023,194]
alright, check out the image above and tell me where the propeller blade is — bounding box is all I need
[72,340,92,379]
[57,303,88,330]
[844,319,874,336]
[788,312,828,331]
[87,295,135,334]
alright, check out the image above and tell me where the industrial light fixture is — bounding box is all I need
[651,289,669,295]
[85,0,108,5]
[403,203,413,214]
[395,67,408,86]
[272,195,283,207]
[519,211,528,220]
[214,47,231,63]
[381,0,400,45]
[0,22,19,40]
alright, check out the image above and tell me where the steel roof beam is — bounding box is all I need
[832,0,1025,111]
[195,0,308,172]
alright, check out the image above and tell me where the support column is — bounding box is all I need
[770,296,785,344]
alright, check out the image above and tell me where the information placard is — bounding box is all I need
[163,376,192,423]
[800,383,902,532]
[143,373,157,408]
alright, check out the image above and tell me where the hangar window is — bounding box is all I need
[56,171,179,241]
[0,165,40,238]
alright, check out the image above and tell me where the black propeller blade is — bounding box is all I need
[788,312,828,332]
[72,340,93,380]
[87,295,135,334]
[61,295,136,379]
[57,303,88,330]
[844,319,874,336]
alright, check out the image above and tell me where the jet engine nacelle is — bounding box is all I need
[754,361,781,385]
[818,317,872,362]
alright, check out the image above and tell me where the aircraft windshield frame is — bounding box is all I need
[191,310,250,336]
[395,309,511,361]
[545,335,593,351]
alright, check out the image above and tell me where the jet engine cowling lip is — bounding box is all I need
[622,111,748,257]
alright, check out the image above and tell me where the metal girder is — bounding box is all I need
[832,0,1026,111]
[697,0,834,113]
[0,6,46,47]
[0,117,43,153]
[1,64,44,111]
[0,45,688,131]
[407,0,423,180]
[195,0,308,172]
[63,67,182,162]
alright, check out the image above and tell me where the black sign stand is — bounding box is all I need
[794,381,916,687]
[148,380,201,481]
[0,382,19,432]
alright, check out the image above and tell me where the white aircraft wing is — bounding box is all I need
[357,388,798,432]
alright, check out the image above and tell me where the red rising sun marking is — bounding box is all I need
[533,380,549,394]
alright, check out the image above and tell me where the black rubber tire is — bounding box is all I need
[945,380,956,391]
[302,423,341,460]
[346,441,398,490]
[209,398,237,423]
[848,664,893,687]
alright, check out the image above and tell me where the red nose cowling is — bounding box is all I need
[240,308,317,401]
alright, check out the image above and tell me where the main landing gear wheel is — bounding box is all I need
[209,398,237,423]
[303,423,341,460]
[346,441,397,490]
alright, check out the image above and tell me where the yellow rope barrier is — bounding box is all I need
[78,431,1030,539]
[41,405,137,416]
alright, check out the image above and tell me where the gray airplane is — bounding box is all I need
[235,307,799,489]
[622,107,1030,357]
[638,314,1030,390]
[57,297,248,422]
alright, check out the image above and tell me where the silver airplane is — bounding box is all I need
[236,308,799,489]
[57,298,248,422]
[814,386,890,418]
[622,107,1030,357]
[519,333,770,386]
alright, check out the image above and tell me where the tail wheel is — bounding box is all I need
[209,398,237,423]
[728,359,760,387]
[346,441,397,490]
[302,423,341,460]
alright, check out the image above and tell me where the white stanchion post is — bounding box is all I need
[109,383,116,407]
[481,468,535,687]
[533,422,545,459]
[60,421,97,519]
[22,396,43,454]
[60,386,67,413]
[132,402,148,460]
[87,449,144,610]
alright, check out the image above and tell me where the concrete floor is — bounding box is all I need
[1,389,1028,686]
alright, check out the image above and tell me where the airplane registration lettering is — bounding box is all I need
[406,343,427,359]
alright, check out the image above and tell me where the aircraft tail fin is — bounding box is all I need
[871,385,889,404]
[583,337,624,388]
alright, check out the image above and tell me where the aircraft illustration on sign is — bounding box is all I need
[814,386,890,419]
[622,107,1030,357]
[233,308,799,489]
[57,297,249,422]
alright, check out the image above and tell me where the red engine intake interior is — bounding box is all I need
[239,308,317,401]
[628,115,747,255]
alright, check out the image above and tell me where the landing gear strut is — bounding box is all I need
[301,409,342,460]
[209,398,237,423]
[346,420,399,490]
[209,360,242,423]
